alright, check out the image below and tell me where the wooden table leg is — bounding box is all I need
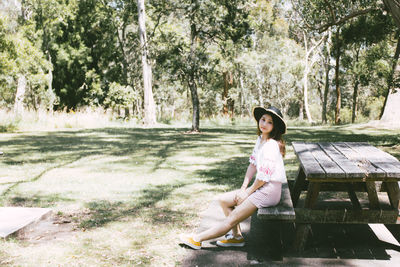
[291,166,306,207]
[366,181,380,209]
[304,182,320,209]
[293,224,311,252]
[347,183,361,210]
[293,182,320,252]
[383,181,400,209]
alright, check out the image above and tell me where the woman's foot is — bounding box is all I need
[179,234,202,250]
[216,233,245,247]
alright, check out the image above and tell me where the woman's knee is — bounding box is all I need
[218,191,237,207]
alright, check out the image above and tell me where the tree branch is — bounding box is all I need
[318,7,377,33]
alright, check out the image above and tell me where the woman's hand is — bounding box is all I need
[235,189,248,205]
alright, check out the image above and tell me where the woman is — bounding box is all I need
[180,106,287,249]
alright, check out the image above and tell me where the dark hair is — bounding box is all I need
[257,113,286,157]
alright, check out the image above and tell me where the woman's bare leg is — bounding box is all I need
[194,199,257,242]
[218,190,242,237]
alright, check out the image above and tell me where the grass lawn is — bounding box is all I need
[0,122,399,266]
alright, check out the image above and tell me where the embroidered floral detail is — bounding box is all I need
[249,154,257,165]
[259,166,275,177]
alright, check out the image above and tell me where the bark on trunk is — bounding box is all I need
[322,31,331,124]
[299,99,304,120]
[302,32,325,123]
[137,0,156,126]
[222,71,233,115]
[351,79,359,123]
[47,53,56,111]
[380,35,400,119]
[14,74,27,115]
[383,0,400,28]
[351,47,361,123]
[322,57,330,123]
[239,74,244,115]
[303,32,313,123]
[188,21,200,132]
[188,78,200,132]
[334,30,341,125]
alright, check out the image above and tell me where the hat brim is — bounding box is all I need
[253,107,287,134]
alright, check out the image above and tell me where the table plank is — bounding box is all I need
[294,208,398,224]
[306,143,346,178]
[332,142,385,179]
[347,142,400,178]
[318,142,365,179]
[292,142,326,179]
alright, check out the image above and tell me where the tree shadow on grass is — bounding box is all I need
[196,156,249,191]
[8,193,74,208]
[78,180,192,229]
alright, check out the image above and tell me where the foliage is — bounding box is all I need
[0,0,398,124]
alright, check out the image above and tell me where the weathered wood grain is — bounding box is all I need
[333,142,385,179]
[347,142,400,178]
[292,142,326,179]
[318,142,364,178]
[306,143,345,178]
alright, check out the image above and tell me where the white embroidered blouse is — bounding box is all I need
[249,136,286,183]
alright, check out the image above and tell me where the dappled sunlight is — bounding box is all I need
[1,124,400,266]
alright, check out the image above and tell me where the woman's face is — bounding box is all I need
[259,113,274,135]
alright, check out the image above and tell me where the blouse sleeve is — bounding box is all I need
[255,141,280,182]
[249,137,259,166]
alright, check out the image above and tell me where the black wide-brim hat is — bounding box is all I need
[253,106,287,134]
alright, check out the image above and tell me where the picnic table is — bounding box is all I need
[291,141,400,251]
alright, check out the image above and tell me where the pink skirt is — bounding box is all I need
[248,181,282,208]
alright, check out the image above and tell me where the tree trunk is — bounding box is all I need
[14,74,27,115]
[188,21,200,132]
[137,0,156,126]
[322,56,330,123]
[383,0,400,28]
[239,74,244,116]
[334,30,341,125]
[302,32,326,123]
[351,79,359,123]
[380,35,400,119]
[380,89,400,126]
[322,31,331,124]
[47,53,56,112]
[303,32,313,123]
[299,99,304,120]
[222,71,233,115]
[351,46,361,123]
[188,78,200,132]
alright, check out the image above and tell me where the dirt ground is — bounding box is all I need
[16,213,79,244]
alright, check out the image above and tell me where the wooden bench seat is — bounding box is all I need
[257,181,295,221]
[249,181,295,260]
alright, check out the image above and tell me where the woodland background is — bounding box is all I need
[1,0,400,131]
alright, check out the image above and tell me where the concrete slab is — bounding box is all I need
[0,207,52,238]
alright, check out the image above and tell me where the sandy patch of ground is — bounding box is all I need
[16,213,79,244]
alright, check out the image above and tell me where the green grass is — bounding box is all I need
[0,122,399,266]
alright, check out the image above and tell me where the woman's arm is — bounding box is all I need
[240,164,257,190]
[247,179,266,195]
[236,178,266,205]
[235,164,257,204]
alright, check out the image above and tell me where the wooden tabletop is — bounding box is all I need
[292,142,400,181]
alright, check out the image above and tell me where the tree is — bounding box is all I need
[137,0,156,125]
[154,0,250,132]
[380,0,400,125]
[291,0,396,124]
